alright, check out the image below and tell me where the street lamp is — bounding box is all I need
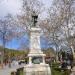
[0,20,6,67]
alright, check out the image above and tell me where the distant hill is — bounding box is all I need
[0,46,28,61]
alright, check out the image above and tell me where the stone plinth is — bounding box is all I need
[29,27,42,53]
[24,27,51,75]
[28,27,46,65]
[24,64,51,75]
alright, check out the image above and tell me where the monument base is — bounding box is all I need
[24,64,51,75]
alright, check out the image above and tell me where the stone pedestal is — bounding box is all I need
[24,64,51,75]
[28,27,46,65]
[24,27,51,75]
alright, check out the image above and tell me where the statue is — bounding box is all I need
[32,11,38,27]
[23,11,51,75]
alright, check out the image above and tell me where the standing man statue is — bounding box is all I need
[32,11,38,27]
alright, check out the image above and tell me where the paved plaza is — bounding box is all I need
[70,67,75,75]
[0,64,25,75]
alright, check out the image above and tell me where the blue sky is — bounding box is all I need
[6,39,20,49]
[0,0,52,50]
[5,35,50,50]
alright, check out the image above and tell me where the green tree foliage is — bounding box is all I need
[0,46,28,62]
[43,48,55,57]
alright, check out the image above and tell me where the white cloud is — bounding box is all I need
[0,0,22,18]
[39,0,52,19]
[39,0,52,8]
[0,0,52,18]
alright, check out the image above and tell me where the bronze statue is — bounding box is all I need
[32,11,38,27]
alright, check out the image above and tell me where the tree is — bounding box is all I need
[37,0,75,61]
[0,13,26,64]
[17,0,43,30]
[16,0,44,50]
[51,0,75,46]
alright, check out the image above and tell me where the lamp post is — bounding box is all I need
[0,20,6,67]
[0,52,2,64]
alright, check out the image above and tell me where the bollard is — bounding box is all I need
[16,67,24,75]
[11,71,16,75]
